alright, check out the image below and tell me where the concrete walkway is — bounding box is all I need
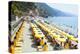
[22,22,36,52]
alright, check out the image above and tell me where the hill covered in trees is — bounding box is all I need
[9,1,75,20]
[10,1,37,18]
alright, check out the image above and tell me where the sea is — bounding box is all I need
[44,16,78,37]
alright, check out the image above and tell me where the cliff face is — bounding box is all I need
[35,3,76,17]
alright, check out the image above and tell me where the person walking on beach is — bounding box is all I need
[43,42,48,51]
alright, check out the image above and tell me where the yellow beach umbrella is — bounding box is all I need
[70,37,78,42]
[35,32,44,38]
[52,34,60,38]
[67,35,74,39]
[59,38,66,42]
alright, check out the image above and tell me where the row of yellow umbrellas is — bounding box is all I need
[11,21,26,53]
[30,22,45,38]
[35,20,78,46]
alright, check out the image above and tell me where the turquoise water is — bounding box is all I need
[45,16,78,36]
